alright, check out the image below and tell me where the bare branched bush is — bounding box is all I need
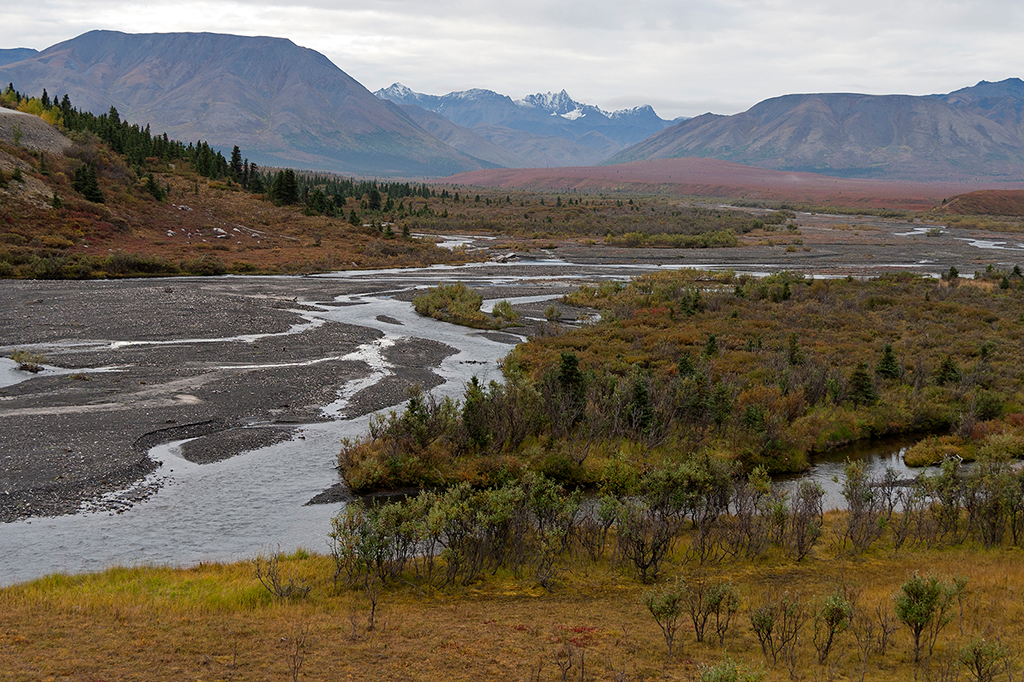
[841,459,884,553]
[612,497,681,584]
[750,590,805,668]
[286,621,310,682]
[788,480,825,560]
[252,550,310,601]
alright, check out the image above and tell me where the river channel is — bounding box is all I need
[0,223,1008,586]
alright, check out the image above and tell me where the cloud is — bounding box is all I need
[5,0,1024,118]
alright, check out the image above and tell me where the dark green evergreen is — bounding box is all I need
[677,353,695,378]
[934,356,961,386]
[787,332,804,366]
[229,145,243,180]
[270,169,299,205]
[72,164,104,203]
[145,173,165,201]
[876,343,901,380]
[848,362,878,406]
[704,334,718,357]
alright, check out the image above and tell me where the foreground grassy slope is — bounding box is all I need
[2,516,1022,681]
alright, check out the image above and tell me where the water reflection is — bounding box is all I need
[776,437,925,511]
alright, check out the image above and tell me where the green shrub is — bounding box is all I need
[491,299,520,325]
[413,282,497,329]
[698,658,766,682]
[11,349,47,372]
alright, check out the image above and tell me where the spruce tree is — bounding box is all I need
[248,163,264,193]
[848,362,878,406]
[270,170,299,205]
[704,334,719,357]
[284,170,299,204]
[876,343,901,380]
[229,145,243,181]
[145,173,165,201]
[72,164,104,203]
[934,356,961,386]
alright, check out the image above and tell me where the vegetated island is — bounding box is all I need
[340,268,1024,493]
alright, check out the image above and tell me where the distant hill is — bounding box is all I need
[0,31,493,177]
[606,79,1024,182]
[939,189,1024,215]
[0,48,37,67]
[375,84,675,167]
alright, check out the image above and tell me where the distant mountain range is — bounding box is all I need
[606,80,1024,181]
[1,30,1024,182]
[375,83,678,168]
[0,30,673,176]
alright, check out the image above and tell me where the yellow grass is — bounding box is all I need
[3,524,1024,681]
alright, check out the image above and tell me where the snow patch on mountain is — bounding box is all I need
[377,83,672,126]
[519,90,585,115]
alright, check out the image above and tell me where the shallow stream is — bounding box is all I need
[0,278,511,586]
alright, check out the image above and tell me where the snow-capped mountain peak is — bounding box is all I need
[519,89,588,116]
[377,82,414,99]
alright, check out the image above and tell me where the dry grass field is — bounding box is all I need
[2,515,1022,681]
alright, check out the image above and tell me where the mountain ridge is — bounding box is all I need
[0,48,38,67]
[374,83,676,167]
[0,31,494,176]
[605,80,1024,181]
[3,30,1024,182]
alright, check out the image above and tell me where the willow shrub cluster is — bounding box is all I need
[331,454,1024,594]
[330,461,822,588]
[396,200,768,245]
[339,270,1024,497]
[411,282,519,329]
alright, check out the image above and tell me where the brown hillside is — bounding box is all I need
[606,83,1024,182]
[939,189,1024,215]
[444,157,1013,210]
[0,135,470,278]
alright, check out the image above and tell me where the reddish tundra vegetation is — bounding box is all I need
[446,157,1023,211]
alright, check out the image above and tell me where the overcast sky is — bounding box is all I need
[5,0,1024,119]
